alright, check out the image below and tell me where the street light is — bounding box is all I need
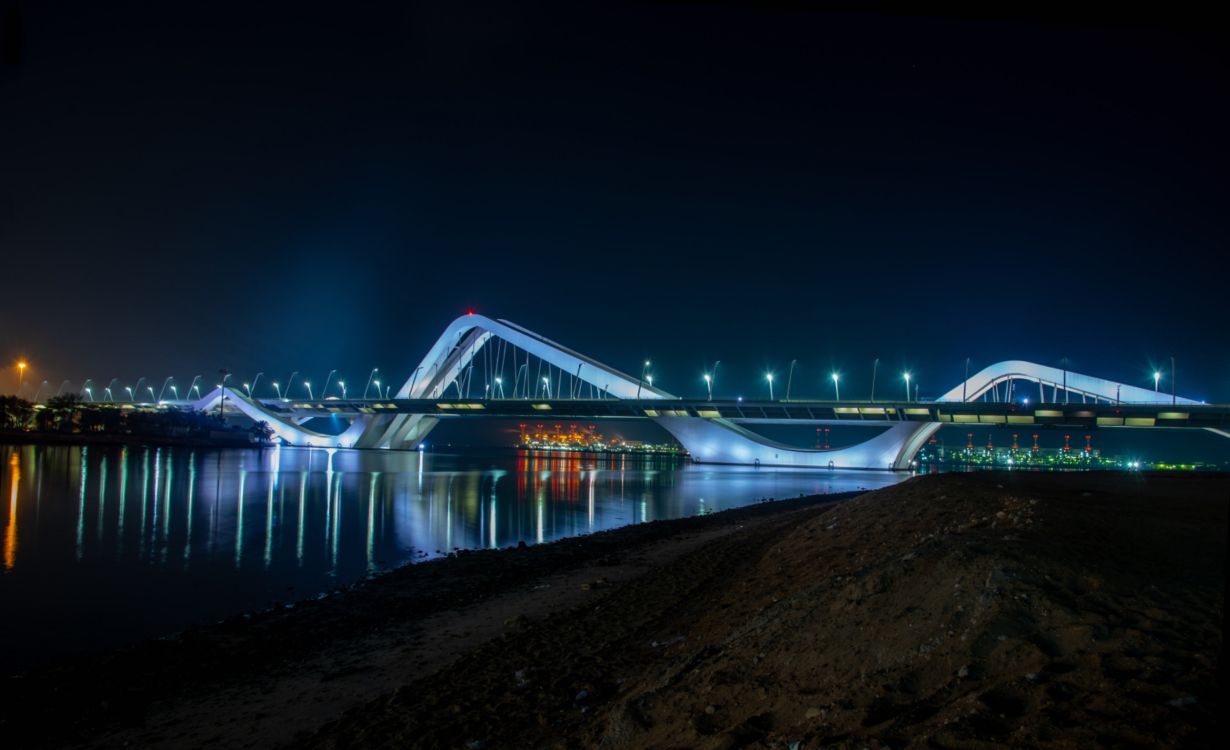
[703,373,712,401]
[243,382,251,398]
[363,368,379,399]
[339,380,347,399]
[17,361,27,394]
[273,381,282,400]
[304,380,313,399]
[1153,371,1161,395]
[186,375,202,400]
[870,358,879,402]
[765,372,774,400]
[170,385,178,399]
[903,372,911,402]
[785,359,797,401]
[542,375,551,398]
[125,386,134,401]
[831,372,840,401]
[321,369,337,399]
[84,387,93,402]
[636,360,650,399]
[494,376,504,398]
[146,385,156,401]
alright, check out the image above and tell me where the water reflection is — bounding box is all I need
[5,452,17,571]
[0,443,903,672]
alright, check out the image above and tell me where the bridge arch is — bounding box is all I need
[936,360,1198,406]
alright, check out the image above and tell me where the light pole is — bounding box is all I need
[785,360,797,401]
[363,368,379,399]
[218,371,231,421]
[831,372,840,401]
[304,380,313,399]
[170,385,178,400]
[495,376,504,398]
[321,369,337,399]
[903,372,911,402]
[712,360,720,398]
[187,375,202,400]
[765,372,774,400]
[273,381,282,400]
[146,385,155,402]
[339,380,347,399]
[1153,371,1160,396]
[870,358,879,402]
[158,376,174,401]
[104,387,113,402]
[703,373,712,401]
[125,386,134,402]
[515,364,527,398]
[1170,356,1176,406]
[964,358,970,402]
[542,375,551,399]
[250,372,264,399]
[243,382,251,398]
[1061,356,1068,404]
[646,374,653,393]
[373,380,381,400]
[33,381,47,402]
[17,361,27,394]
[84,386,93,402]
[636,360,650,399]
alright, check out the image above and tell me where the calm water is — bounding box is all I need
[0,443,904,673]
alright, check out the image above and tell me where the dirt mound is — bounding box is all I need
[307,472,1226,749]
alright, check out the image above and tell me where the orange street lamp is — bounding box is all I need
[17,361,27,394]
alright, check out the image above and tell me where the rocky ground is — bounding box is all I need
[3,472,1225,749]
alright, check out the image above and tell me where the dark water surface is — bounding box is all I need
[0,443,904,673]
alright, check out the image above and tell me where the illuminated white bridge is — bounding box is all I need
[187,314,1221,470]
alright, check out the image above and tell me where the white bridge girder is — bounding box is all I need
[190,315,1214,468]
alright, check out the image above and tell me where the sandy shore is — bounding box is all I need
[3,472,1225,749]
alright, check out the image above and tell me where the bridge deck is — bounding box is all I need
[213,398,1230,430]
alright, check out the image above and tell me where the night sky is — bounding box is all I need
[2,3,1227,403]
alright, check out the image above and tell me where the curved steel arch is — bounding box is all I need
[936,360,1198,405]
[394,314,675,400]
[194,387,373,447]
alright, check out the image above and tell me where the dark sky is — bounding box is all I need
[2,2,1228,402]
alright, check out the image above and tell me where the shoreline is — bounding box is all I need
[2,471,1223,749]
[1,488,863,749]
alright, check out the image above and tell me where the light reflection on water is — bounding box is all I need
[0,443,904,672]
